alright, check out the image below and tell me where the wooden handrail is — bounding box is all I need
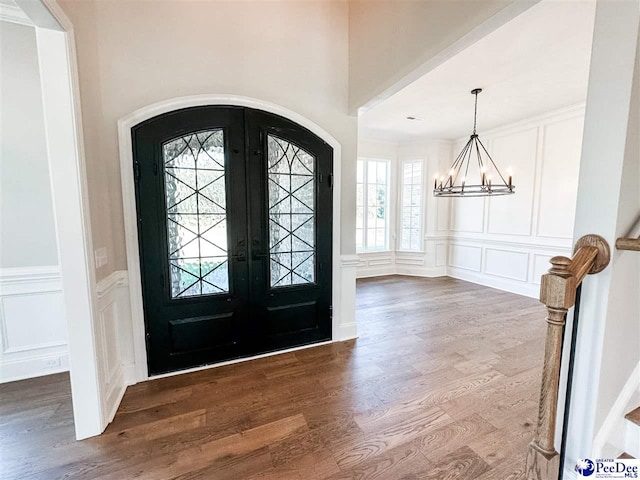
[526,234,611,480]
[616,236,640,251]
[617,213,640,251]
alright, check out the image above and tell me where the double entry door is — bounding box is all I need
[133,106,333,375]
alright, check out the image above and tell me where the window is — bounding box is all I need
[400,160,423,251]
[356,158,389,251]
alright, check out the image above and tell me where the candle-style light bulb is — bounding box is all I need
[448,169,454,187]
[507,167,513,188]
[487,175,493,191]
[434,174,439,190]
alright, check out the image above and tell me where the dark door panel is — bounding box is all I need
[133,106,332,375]
[245,109,333,352]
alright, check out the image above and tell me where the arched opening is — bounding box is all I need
[117,95,355,382]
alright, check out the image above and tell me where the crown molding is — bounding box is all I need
[0,2,33,27]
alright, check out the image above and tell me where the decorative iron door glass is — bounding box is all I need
[267,135,316,288]
[164,130,230,298]
[133,106,333,375]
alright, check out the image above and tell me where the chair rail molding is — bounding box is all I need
[117,94,347,382]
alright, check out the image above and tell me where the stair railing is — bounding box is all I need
[616,213,640,251]
[526,234,611,480]
[616,236,640,251]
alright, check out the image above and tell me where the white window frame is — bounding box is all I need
[356,158,390,252]
[399,159,424,252]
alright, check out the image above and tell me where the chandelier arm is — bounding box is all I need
[474,138,483,171]
[446,138,471,187]
[474,138,487,185]
[451,136,472,169]
[450,137,473,187]
[463,136,473,182]
[476,136,510,186]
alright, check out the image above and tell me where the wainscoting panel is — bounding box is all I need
[435,243,448,267]
[0,266,68,383]
[484,248,530,282]
[95,270,136,425]
[532,254,554,285]
[356,252,395,278]
[448,244,482,272]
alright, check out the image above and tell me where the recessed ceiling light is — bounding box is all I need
[406,116,422,121]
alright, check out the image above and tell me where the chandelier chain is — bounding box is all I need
[473,90,478,134]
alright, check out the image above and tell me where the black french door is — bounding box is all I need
[133,106,332,375]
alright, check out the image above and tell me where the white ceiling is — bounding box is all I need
[358,0,596,143]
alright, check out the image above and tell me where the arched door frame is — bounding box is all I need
[118,95,347,382]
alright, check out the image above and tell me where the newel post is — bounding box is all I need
[526,234,610,480]
[526,257,575,479]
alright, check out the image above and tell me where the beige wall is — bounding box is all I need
[348,0,515,112]
[0,22,58,268]
[59,0,356,280]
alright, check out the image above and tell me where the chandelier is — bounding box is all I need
[434,88,515,197]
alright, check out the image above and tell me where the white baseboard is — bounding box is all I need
[395,266,447,277]
[356,267,396,278]
[335,322,357,341]
[0,266,69,383]
[447,266,540,298]
[123,362,137,386]
[0,349,69,383]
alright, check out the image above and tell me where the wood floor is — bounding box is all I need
[1,276,546,480]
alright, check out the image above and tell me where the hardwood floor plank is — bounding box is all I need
[331,406,453,468]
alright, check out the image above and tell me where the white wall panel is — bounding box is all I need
[487,128,538,236]
[436,199,450,232]
[484,248,529,282]
[0,22,58,269]
[532,254,553,285]
[450,197,485,232]
[0,267,68,382]
[436,243,448,267]
[2,293,65,352]
[95,270,136,425]
[448,244,482,271]
[537,117,583,239]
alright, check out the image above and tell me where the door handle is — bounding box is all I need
[252,252,270,260]
[230,252,246,262]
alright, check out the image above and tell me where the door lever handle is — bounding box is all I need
[230,252,246,262]
[252,252,270,260]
